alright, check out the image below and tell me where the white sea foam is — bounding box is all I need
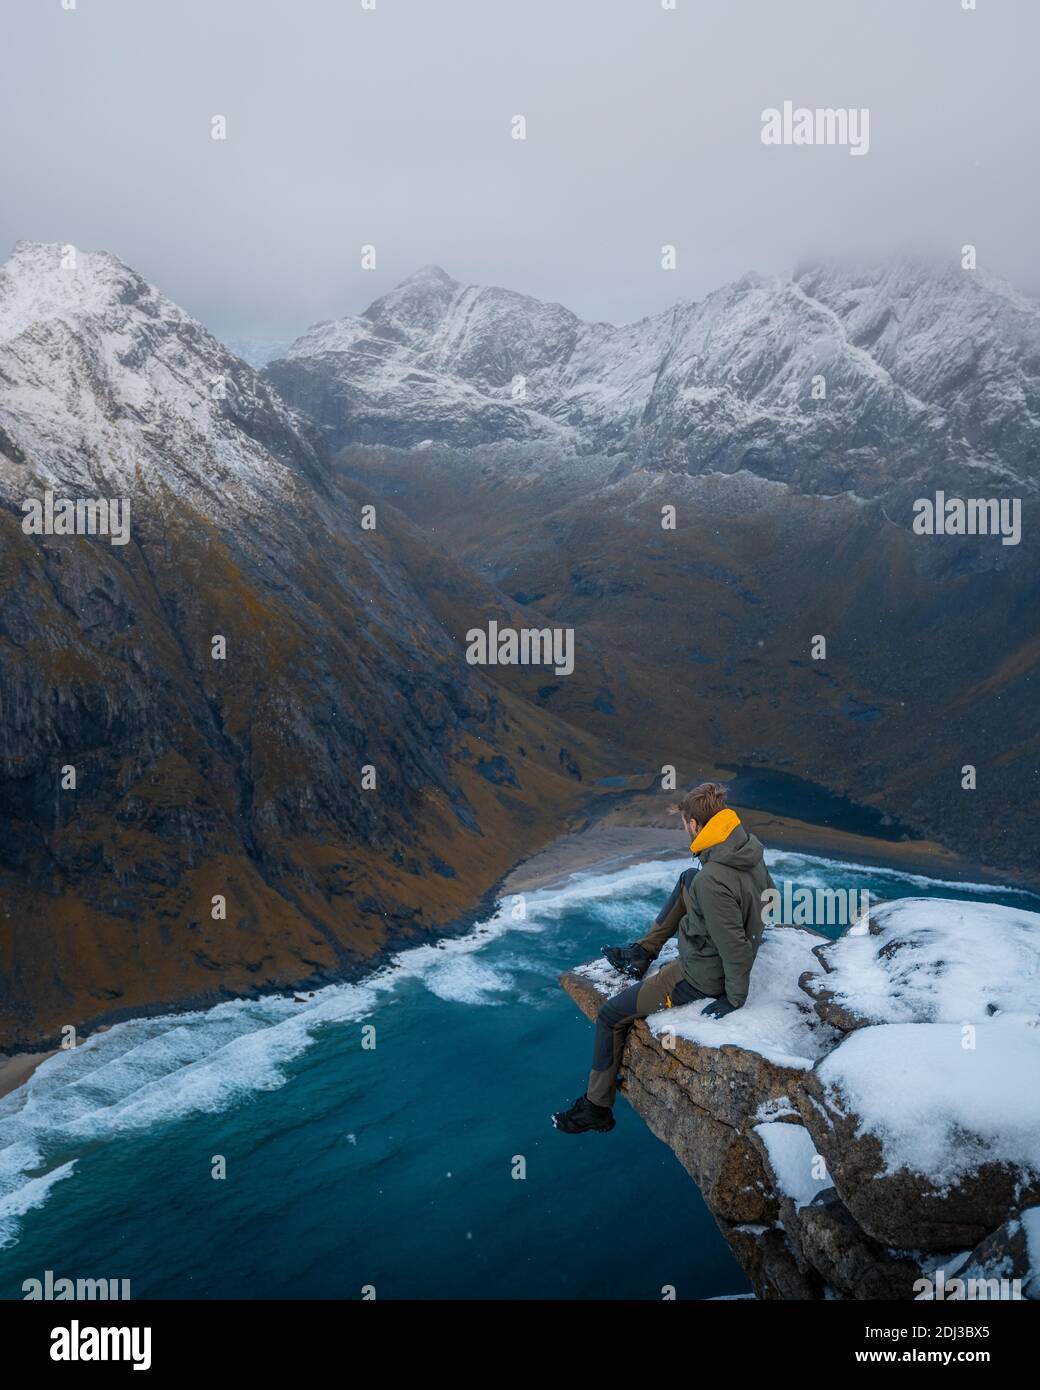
[765,847,1032,898]
[0,1160,76,1250]
[423,956,514,1005]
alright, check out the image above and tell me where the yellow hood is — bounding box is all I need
[691,807,741,855]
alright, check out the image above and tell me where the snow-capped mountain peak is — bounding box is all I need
[362,263,462,345]
[0,241,324,513]
[0,241,157,344]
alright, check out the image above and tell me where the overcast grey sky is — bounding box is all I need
[2,0,1037,340]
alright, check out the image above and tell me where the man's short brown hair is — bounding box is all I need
[675,781,729,829]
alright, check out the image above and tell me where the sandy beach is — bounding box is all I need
[0,1048,57,1102]
[0,1024,112,1102]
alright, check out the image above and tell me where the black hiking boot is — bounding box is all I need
[552,1094,616,1134]
[602,942,652,980]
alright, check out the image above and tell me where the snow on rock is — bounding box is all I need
[562,893,1040,1292]
[268,264,577,451]
[642,928,839,1069]
[800,896,1040,1031]
[812,1019,1040,1185]
[796,258,1040,477]
[754,1121,828,1210]
[795,895,1040,1039]
[796,898,1040,1250]
[942,1205,1040,1300]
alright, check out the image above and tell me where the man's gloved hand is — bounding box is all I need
[601,943,652,980]
[702,996,737,1019]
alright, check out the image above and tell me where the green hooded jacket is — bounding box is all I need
[678,813,775,1007]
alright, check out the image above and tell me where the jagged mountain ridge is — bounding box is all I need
[267,257,1040,499]
[0,243,624,1047]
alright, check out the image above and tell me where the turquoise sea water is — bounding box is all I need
[1,850,1036,1301]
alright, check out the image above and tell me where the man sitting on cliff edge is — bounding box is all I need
[553,781,775,1134]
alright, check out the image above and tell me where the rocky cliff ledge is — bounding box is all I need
[561,898,1040,1299]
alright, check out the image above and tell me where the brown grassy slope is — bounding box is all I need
[0,483,628,1049]
[337,449,1040,877]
